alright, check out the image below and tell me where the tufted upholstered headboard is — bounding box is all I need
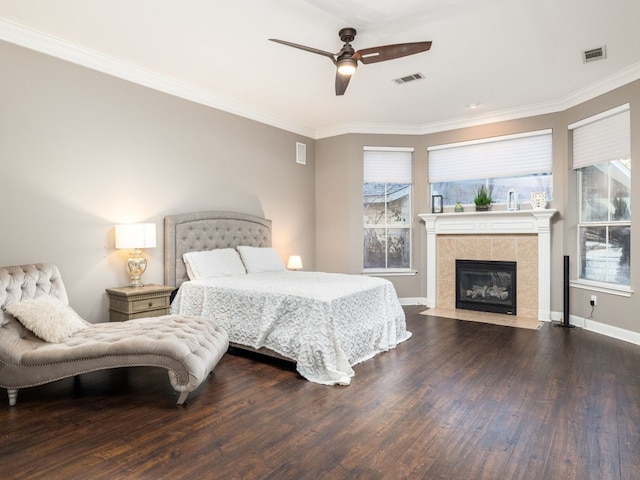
[164,211,272,288]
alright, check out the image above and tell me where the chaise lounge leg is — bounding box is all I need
[176,391,189,405]
[7,388,18,406]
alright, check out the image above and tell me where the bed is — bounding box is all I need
[164,211,410,385]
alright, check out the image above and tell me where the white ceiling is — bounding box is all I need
[1,0,639,138]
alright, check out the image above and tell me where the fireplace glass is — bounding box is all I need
[455,259,517,315]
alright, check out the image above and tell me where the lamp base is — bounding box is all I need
[126,249,147,287]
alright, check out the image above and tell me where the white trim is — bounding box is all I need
[584,319,640,346]
[570,280,633,297]
[363,146,415,152]
[428,306,640,347]
[568,315,640,346]
[315,62,640,138]
[363,269,417,277]
[316,122,429,139]
[568,103,630,130]
[0,18,316,139]
[295,142,307,165]
[398,297,428,306]
[2,18,639,140]
[427,129,552,151]
[549,310,562,323]
[419,210,558,320]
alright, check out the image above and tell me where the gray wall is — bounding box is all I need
[316,80,640,335]
[3,37,640,337]
[562,80,640,333]
[0,40,316,323]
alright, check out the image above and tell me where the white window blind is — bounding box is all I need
[569,104,630,169]
[427,130,552,183]
[363,147,413,183]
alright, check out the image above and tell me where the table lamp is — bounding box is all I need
[115,223,157,287]
[287,255,303,271]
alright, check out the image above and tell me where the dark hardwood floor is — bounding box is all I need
[2,306,640,480]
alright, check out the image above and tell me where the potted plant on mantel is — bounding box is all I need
[474,185,492,211]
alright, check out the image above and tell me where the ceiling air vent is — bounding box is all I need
[582,46,606,63]
[394,73,425,85]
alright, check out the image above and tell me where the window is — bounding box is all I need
[571,104,631,288]
[428,130,553,206]
[363,147,413,270]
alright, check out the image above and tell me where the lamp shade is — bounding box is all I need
[337,57,357,75]
[115,223,157,249]
[287,255,303,270]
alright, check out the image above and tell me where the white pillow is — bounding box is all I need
[237,246,286,273]
[4,296,89,343]
[183,248,247,280]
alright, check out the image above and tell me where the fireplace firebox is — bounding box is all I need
[455,259,517,315]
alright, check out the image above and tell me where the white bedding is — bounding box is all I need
[171,271,411,385]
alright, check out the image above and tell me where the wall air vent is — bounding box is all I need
[394,72,425,84]
[582,46,606,63]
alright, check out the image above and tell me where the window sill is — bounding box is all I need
[570,280,633,297]
[362,269,417,277]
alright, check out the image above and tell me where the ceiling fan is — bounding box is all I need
[269,28,432,96]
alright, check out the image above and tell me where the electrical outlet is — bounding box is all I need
[590,295,597,306]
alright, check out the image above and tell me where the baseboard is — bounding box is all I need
[399,297,428,306]
[549,310,562,322]
[566,314,640,346]
[453,308,640,346]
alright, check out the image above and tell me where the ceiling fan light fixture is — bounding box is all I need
[270,28,431,95]
[337,58,357,76]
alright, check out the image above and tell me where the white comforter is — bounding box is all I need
[171,271,411,385]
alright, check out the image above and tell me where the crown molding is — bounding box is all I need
[558,61,640,110]
[0,19,316,139]
[315,62,640,139]
[2,18,639,140]
[314,99,564,139]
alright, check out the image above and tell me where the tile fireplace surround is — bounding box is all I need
[419,209,558,321]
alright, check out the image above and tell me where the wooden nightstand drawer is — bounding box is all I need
[130,296,169,313]
[106,284,174,322]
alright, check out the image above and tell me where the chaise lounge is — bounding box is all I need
[0,263,229,406]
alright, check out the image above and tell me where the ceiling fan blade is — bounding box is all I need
[354,41,432,64]
[335,72,352,96]
[269,38,337,63]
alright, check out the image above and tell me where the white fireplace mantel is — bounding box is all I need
[418,209,558,320]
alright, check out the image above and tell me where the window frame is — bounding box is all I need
[428,130,553,208]
[363,147,415,275]
[570,104,632,294]
[575,162,631,291]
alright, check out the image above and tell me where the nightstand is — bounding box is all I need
[105,284,174,322]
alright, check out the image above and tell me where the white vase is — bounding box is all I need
[530,191,547,210]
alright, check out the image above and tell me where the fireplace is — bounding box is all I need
[420,210,558,320]
[456,259,517,315]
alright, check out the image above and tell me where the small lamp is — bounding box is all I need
[337,57,357,76]
[115,223,157,287]
[287,255,303,271]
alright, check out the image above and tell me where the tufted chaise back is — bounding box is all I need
[0,263,69,310]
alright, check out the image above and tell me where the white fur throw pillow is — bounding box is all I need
[5,296,89,342]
